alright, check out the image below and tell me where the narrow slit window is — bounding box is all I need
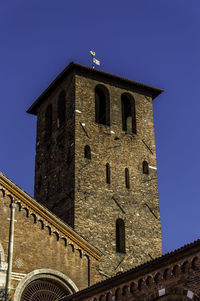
[95,85,110,126]
[125,168,130,189]
[45,104,52,138]
[121,93,136,134]
[116,219,125,253]
[38,175,42,193]
[57,91,66,128]
[106,163,111,184]
[143,161,149,174]
[84,145,91,160]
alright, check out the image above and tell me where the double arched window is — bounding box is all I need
[116,219,125,253]
[94,88,137,133]
[57,91,66,128]
[121,93,136,134]
[95,85,110,126]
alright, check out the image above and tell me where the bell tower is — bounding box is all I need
[27,62,163,276]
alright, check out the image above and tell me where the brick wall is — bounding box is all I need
[0,182,101,298]
[74,74,161,276]
[32,65,162,277]
[34,72,76,227]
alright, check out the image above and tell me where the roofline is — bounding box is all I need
[27,62,164,115]
[0,172,102,260]
[64,238,200,300]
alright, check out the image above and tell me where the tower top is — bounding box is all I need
[27,62,163,115]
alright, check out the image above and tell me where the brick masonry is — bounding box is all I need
[34,73,76,227]
[0,176,101,298]
[31,64,162,277]
[74,74,161,276]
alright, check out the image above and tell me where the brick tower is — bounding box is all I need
[27,62,163,276]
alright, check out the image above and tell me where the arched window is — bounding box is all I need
[45,104,52,137]
[121,93,136,134]
[116,219,125,253]
[106,163,111,184]
[143,161,149,174]
[21,279,70,301]
[84,145,91,160]
[57,91,66,128]
[95,85,110,126]
[125,168,130,189]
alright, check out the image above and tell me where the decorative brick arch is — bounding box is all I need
[14,269,79,301]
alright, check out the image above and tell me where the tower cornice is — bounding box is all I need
[27,62,163,115]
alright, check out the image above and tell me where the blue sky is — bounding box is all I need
[1,0,200,254]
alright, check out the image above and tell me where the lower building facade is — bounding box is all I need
[64,239,200,301]
[0,172,101,300]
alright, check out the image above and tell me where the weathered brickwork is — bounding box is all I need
[34,73,76,227]
[0,174,101,299]
[28,63,162,277]
[74,74,161,276]
[65,241,200,301]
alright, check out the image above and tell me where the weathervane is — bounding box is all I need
[90,51,100,69]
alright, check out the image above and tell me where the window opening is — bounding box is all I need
[57,91,66,128]
[95,85,110,126]
[45,104,52,138]
[143,161,149,174]
[84,145,91,160]
[106,163,111,184]
[125,168,130,189]
[116,219,125,253]
[121,93,136,134]
[20,279,70,301]
[38,175,42,193]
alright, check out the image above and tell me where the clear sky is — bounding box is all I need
[1,0,200,254]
